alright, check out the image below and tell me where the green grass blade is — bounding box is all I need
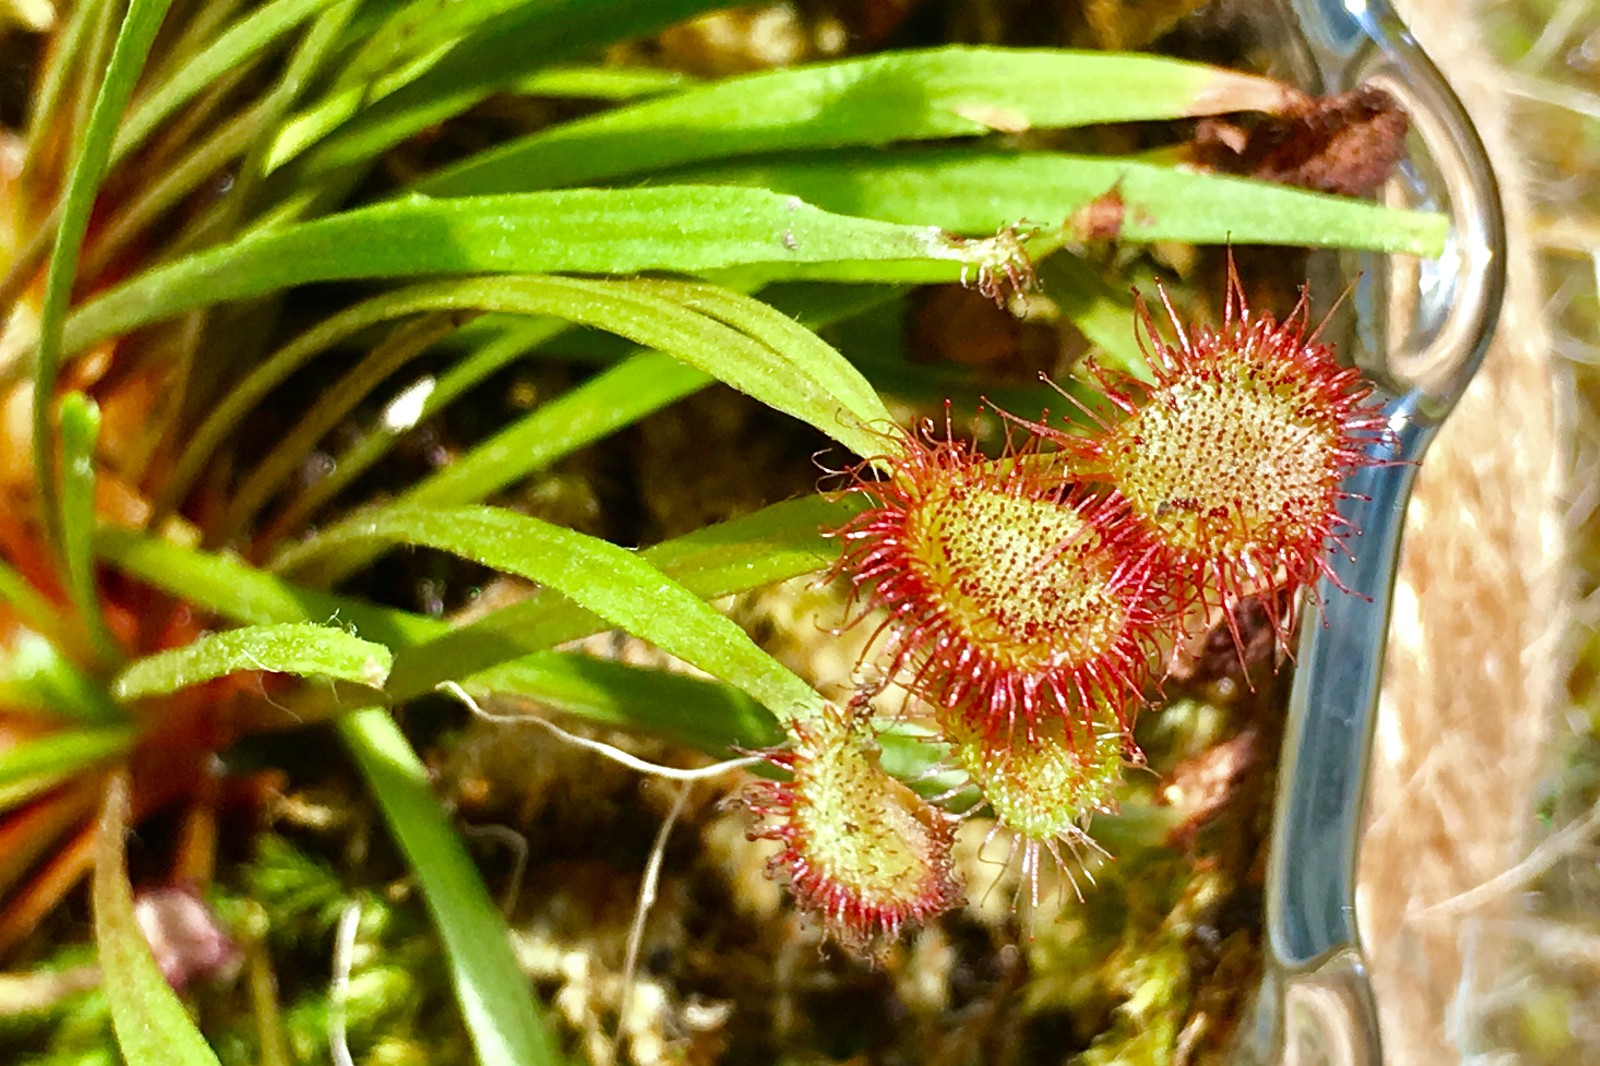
[160,276,894,526]
[265,316,575,535]
[0,555,76,655]
[58,394,121,665]
[275,282,900,578]
[417,46,1296,197]
[278,506,822,717]
[113,0,337,162]
[162,285,488,517]
[465,654,784,752]
[100,492,862,711]
[94,527,439,651]
[381,494,862,700]
[95,775,225,1066]
[32,0,174,555]
[333,0,529,89]
[219,311,470,540]
[627,278,893,436]
[513,64,696,100]
[337,707,559,1066]
[61,188,1003,357]
[0,726,137,812]
[277,0,728,176]
[679,149,1451,255]
[401,350,710,509]
[0,630,126,722]
[111,623,393,702]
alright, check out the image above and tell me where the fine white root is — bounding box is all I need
[328,902,361,1066]
[437,681,762,781]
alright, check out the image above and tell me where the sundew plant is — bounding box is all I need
[0,2,1444,1064]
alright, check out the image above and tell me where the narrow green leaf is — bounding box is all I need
[465,653,785,753]
[116,0,337,160]
[0,726,136,811]
[61,188,996,357]
[381,494,864,700]
[263,316,575,536]
[678,150,1451,256]
[100,493,863,709]
[418,46,1297,197]
[627,278,893,437]
[155,277,895,517]
[58,394,121,665]
[94,527,440,652]
[337,708,559,1066]
[335,0,529,89]
[162,285,488,517]
[111,623,393,703]
[0,629,126,722]
[95,774,224,1066]
[220,311,471,540]
[512,64,696,100]
[113,0,338,161]
[278,0,728,176]
[276,282,901,582]
[0,558,73,654]
[33,0,175,554]
[277,506,822,717]
[400,351,710,510]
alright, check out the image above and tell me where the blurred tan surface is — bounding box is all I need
[1359,1,1573,1062]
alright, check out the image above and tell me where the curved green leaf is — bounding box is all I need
[418,46,1296,197]
[60,188,996,357]
[33,0,174,553]
[95,775,224,1066]
[0,629,126,722]
[154,277,897,497]
[0,726,136,812]
[273,0,727,175]
[380,494,864,700]
[111,622,393,702]
[679,149,1451,255]
[465,653,785,752]
[337,708,559,1066]
[114,0,338,161]
[278,505,822,717]
[58,393,122,665]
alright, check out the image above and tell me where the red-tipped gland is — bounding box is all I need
[946,697,1126,907]
[733,706,961,953]
[1041,263,1387,645]
[828,417,1176,742]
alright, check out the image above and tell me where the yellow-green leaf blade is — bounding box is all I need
[94,775,224,1066]
[111,622,393,702]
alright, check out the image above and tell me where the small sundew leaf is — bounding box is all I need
[276,506,823,718]
[110,623,394,703]
[94,774,224,1066]
[416,47,1297,196]
[677,150,1451,257]
[60,189,999,356]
